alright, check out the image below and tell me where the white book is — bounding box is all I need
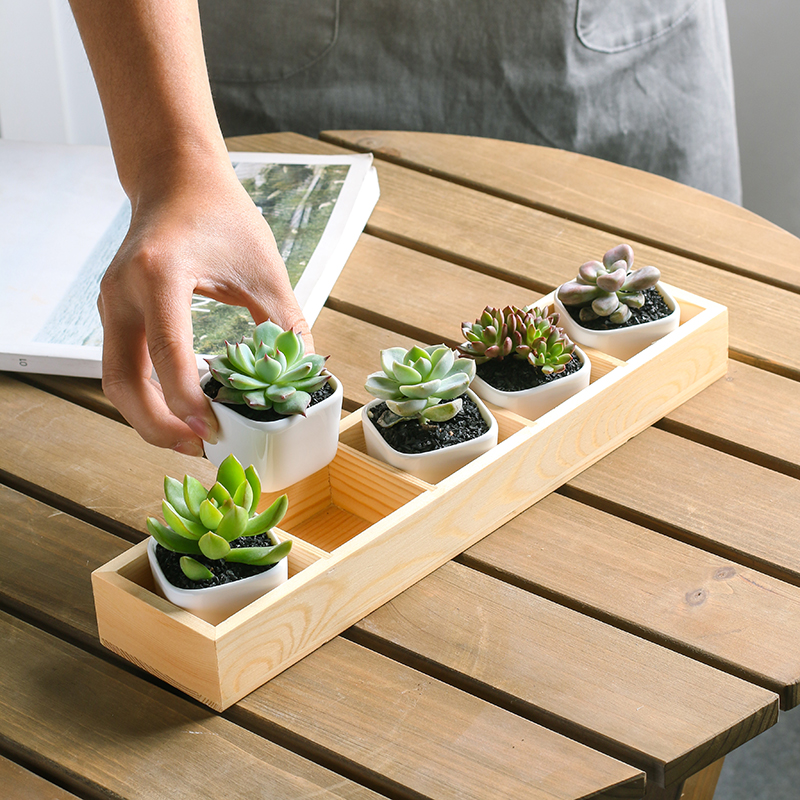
[0,141,379,378]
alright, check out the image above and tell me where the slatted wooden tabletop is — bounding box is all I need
[2,131,799,800]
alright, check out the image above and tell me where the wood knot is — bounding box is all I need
[685,588,707,606]
[713,566,736,580]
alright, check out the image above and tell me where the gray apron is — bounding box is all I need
[199,0,741,203]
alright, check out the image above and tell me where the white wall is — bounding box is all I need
[1,1,798,238]
[0,0,107,144]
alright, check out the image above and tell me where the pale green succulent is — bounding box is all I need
[147,454,291,582]
[206,320,329,416]
[365,344,476,428]
[460,305,575,375]
[557,244,660,324]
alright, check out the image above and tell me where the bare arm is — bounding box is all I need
[68,0,311,455]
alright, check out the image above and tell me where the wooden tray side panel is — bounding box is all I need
[92,545,223,708]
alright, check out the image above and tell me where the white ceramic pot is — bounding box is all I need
[202,373,343,492]
[471,346,591,419]
[361,389,498,484]
[553,284,680,361]
[147,537,289,625]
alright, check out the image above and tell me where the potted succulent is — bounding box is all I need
[146,454,291,625]
[202,320,343,491]
[459,305,591,419]
[362,344,498,483]
[555,244,680,360]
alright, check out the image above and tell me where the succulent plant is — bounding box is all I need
[364,344,476,428]
[206,320,329,416]
[460,305,575,375]
[557,244,660,324]
[146,454,291,582]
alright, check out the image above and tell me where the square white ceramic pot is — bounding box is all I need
[201,373,343,492]
[471,346,591,419]
[361,389,498,484]
[147,536,289,625]
[553,284,680,361]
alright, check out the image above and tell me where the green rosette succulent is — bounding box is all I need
[364,344,476,428]
[557,244,660,325]
[460,305,575,375]
[147,454,291,582]
[206,320,329,416]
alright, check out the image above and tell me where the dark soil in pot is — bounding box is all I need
[155,531,281,590]
[367,393,490,455]
[477,352,582,392]
[203,378,334,421]
[563,286,671,330]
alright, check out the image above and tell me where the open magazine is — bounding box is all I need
[0,141,379,378]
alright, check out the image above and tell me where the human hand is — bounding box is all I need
[98,151,313,456]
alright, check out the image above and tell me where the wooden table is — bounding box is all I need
[3,131,800,800]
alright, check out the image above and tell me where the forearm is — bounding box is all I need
[68,0,228,201]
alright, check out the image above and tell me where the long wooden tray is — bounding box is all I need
[92,285,727,710]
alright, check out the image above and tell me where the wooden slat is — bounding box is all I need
[236,131,800,378]
[0,755,80,800]
[350,561,777,788]
[565,427,800,584]
[657,358,800,478]
[0,372,216,535]
[461,492,800,708]
[0,487,644,800]
[679,758,724,800]
[321,130,800,292]
[233,637,646,800]
[0,612,384,800]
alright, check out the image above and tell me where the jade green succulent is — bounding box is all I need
[460,305,576,375]
[364,344,476,428]
[557,244,660,324]
[147,454,291,582]
[206,320,329,416]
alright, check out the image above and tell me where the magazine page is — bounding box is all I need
[0,143,378,378]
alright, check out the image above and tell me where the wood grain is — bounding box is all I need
[233,636,646,800]
[0,612,385,800]
[351,561,777,788]
[679,758,724,800]
[565,427,800,585]
[0,755,80,800]
[321,130,800,292]
[461,492,800,708]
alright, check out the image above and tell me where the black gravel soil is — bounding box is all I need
[155,531,280,590]
[476,352,582,392]
[564,286,672,330]
[367,393,490,455]
[203,377,334,421]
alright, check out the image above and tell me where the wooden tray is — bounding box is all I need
[92,285,728,710]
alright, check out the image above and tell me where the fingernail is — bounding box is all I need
[173,441,205,458]
[186,415,218,445]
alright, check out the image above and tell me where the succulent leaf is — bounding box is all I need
[243,494,288,537]
[199,499,224,531]
[180,557,214,581]
[199,531,231,560]
[164,476,193,520]
[217,454,247,496]
[149,457,291,583]
[205,321,330,416]
[558,244,659,326]
[225,539,292,566]
[162,500,206,540]
[147,517,202,554]
[183,475,207,520]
